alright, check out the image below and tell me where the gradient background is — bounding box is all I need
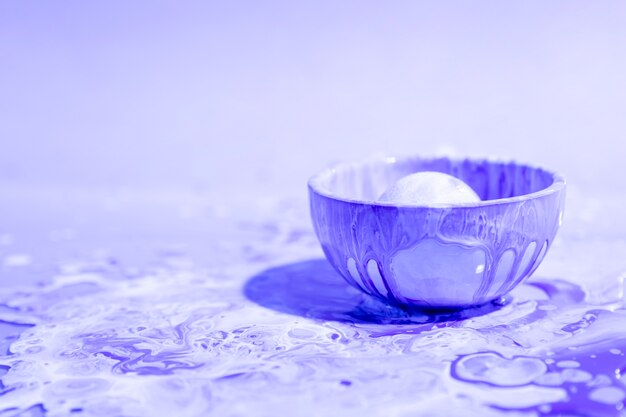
[1,1,625,197]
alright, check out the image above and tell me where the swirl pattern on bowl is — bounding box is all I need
[308,156,566,308]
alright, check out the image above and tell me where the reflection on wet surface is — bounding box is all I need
[0,185,625,416]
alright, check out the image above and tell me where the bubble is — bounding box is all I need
[453,352,547,386]
[589,386,626,405]
[560,369,592,383]
[556,360,580,368]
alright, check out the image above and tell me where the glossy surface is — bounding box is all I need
[0,183,625,416]
[309,157,566,308]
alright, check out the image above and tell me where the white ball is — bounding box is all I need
[379,171,481,205]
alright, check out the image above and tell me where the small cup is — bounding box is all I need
[308,156,566,309]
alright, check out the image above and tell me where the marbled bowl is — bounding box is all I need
[308,156,566,308]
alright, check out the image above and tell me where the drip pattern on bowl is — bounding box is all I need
[308,156,566,308]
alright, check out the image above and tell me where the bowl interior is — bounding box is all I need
[310,157,558,203]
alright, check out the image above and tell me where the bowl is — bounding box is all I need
[308,156,566,309]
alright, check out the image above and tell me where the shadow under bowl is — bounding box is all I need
[308,156,566,308]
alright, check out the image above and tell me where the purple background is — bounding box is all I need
[1,1,625,195]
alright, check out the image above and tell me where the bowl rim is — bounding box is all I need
[308,155,566,209]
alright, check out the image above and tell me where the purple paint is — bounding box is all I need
[0,178,623,416]
[0,319,35,356]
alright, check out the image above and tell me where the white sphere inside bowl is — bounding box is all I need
[379,172,481,205]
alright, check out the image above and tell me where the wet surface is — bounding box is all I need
[0,183,625,416]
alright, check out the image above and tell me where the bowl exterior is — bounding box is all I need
[309,186,565,308]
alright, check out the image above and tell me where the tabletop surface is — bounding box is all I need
[0,181,624,417]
